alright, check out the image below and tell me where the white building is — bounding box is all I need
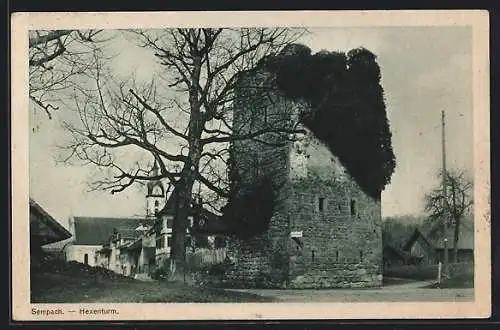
[65,162,163,267]
[65,216,153,267]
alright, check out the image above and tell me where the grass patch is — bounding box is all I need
[425,280,473,289]
[423,265,474,289]
[30,270,276,303]
[382,277,421,286]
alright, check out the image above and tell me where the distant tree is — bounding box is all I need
[29,29,107,120]
[424,169,473,262]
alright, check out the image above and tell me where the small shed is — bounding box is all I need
[29,198,72,266]
[383,244,423,267]
[402,219,474,264]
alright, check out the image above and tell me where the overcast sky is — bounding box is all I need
[29,26,473,229]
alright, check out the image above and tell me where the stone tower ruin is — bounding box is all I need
[224,46,384,289]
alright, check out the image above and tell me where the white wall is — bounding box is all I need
[147,194,166,217]
[108,244,121,273]
[66,245,102,267]
[289,127,348,181]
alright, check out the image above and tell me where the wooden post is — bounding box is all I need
[441,110,449,276]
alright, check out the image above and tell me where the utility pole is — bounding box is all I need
[441,110,449,275]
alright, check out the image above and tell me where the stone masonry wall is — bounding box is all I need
[225,70,295,288]
[287,177,382,288]
[226,67,383,288]
[285,128,383,288]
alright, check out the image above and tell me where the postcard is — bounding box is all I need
[11,10,490,320]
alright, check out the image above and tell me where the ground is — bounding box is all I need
[226,281,473,302]
[31,268,473,303]
[31,271,276,303]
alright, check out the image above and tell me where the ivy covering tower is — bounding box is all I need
[223,44,395,288]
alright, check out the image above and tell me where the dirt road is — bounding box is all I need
[226,280,474,302]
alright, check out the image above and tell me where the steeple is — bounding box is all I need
[146,161,165,218]
[151,161,159,177]
[146,161,164,197]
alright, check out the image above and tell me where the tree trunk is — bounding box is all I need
[169,174,196,279]
[169,48,203,280]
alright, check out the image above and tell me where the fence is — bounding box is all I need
[186,248,227,269]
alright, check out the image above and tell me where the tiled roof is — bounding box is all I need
[72,217,154,245]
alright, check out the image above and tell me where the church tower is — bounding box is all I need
[146,162,166,218]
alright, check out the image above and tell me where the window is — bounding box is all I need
[350,199,357,216]
[318,197,325,212]
[156,236,165,249]
[335,250,339,262]
[167,236,172,247]
[166,217,173,228]
[311,249,316,262]
[154,200,159,207]
[84,253,89,265]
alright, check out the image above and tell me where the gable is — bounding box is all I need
[411,239,430,256]
[404,216,475,252]
[72,217,154,245]
[403,229,434,252]
[30,198,72,245]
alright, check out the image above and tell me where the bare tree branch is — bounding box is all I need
[29,29,108,119]
[63,27,306,268]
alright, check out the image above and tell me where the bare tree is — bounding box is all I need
[424,169,474,262]
[61,28,306,274]
[29,29,107,120]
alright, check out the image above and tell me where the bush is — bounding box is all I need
[384,264,439,280]
[207,257,234,277]
[34,258,133,281]
[384,262,474,284]
[194,258,235,287]
[256,271,277,288]
[151,267,170,281]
